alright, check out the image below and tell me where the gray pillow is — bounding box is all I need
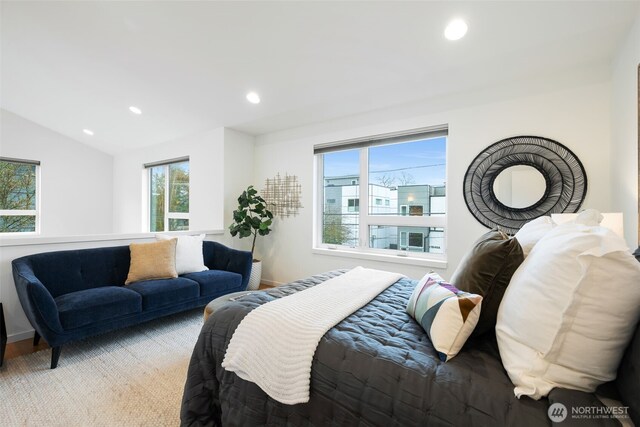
[450,229,524,337]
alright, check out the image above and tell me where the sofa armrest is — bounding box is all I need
[12,259,64,339]
[203,242,253,289]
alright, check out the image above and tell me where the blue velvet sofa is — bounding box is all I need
[12,241,252,369]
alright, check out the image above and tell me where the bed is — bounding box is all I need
[180,270,638,427]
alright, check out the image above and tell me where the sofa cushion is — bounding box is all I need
[156,234,208,275]
[126,277,199,310]
[55,286,142,330]
[182,270,244,297]
[125,239,178,285]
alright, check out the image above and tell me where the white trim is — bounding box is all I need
[167,212,189,219]
[0,229,224,247]
[7,329,36,344]
[312,247,447,269]
[358,147,368,246]
[0,160,40,234]
[0,210,36,216]
[363,215,445,228]
[315,130,448,259]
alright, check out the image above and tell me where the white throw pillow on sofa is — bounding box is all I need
[514,216,554,257]
[496,219,640,400]
[156,234,208,275]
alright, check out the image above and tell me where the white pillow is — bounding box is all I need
[156,234,208,275]
[514,216,554,257]
[496,221,640,400]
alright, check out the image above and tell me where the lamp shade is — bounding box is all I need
[551,212,624,239]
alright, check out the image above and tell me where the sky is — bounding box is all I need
[323,136,446,187]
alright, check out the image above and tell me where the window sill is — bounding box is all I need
[312,247,447,269]
[0,229,225,247]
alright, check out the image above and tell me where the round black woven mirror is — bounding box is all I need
[463,136,587,234]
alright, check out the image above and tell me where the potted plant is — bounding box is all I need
[229,185,274,290]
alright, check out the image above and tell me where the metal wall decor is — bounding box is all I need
[463,135,587,234]
[262,173,303,218]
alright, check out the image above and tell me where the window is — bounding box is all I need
[316,126,447,258]
[146,157,189,232]
[409,205,424,216]
[0,157,39,233]
[326,198,336,204]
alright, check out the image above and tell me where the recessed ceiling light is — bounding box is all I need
[246,92,260,104]
[83,129,94,136]
[129,106,142,115]
[444,19,468,41]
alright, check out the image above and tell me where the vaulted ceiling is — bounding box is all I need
[2,1,638,154]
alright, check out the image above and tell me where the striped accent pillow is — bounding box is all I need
[407,274,482,362]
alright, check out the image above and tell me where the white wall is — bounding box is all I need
[253,81,613,284]
[222,128,257,252]
[0,109,114,236]
[112,128,225,233]
[611,12,640,248]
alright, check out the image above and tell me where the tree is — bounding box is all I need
[397,172,416,186]
[229,186,274,258]
[376,174,396,188]
[322,214,351,245]
[0,161,37,232]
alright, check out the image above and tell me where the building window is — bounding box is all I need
[326,198,336,204]
[409,205,424,216]
[408,232,423,248]
[0,157,39,234]
[316,126,447,257]
[146,157,189,232]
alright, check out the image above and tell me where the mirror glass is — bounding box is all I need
[493,165,546,209]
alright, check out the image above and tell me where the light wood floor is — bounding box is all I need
[5,283,275,360]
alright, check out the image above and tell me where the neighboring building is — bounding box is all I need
[323,175,445,253]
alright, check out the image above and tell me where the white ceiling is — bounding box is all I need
[1,1,639,154]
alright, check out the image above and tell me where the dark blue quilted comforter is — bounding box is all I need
[180,270,618,427]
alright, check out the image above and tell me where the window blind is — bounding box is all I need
[143,156,189,169]
[0,156,41,166]
[313,125,448,155]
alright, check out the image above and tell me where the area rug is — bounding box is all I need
[0,309,204,426]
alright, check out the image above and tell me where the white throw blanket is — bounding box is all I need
[221,266,404,404]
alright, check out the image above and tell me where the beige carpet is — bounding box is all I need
[0,309,204,427]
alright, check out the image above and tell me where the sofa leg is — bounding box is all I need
[33,331,41,346]
[50,346,62,369]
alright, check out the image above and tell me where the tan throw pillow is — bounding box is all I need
[125,239,178,285]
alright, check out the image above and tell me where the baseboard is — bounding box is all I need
[8,329,34,343]
[261,279,285,287]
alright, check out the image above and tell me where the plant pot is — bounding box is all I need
[247,260,262,290]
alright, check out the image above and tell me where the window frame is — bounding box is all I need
[0,157,40,235]
[146,158,190,232]
[313,127,447,263]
